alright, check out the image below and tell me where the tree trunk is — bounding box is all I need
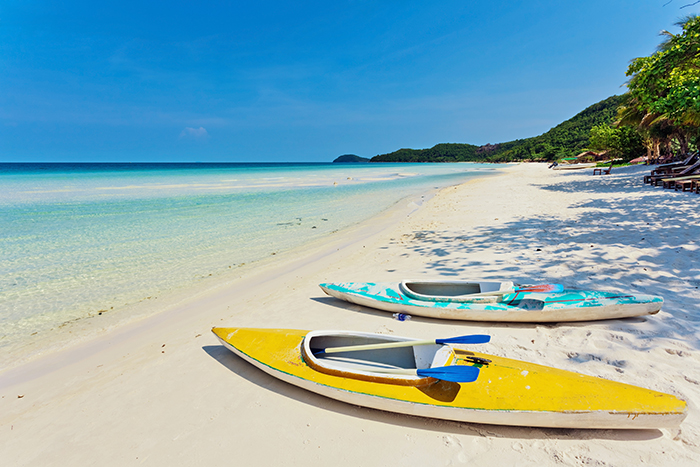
[653,140,661,163]
[676,132,689,156]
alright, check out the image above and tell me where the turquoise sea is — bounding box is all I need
[0,162,496,355]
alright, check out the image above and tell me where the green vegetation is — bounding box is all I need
[618,15,700,161]
[588,124,645,162]
[333,154,370,163]
[371,144,479,163]
[371,96,624,163]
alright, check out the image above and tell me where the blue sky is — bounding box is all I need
[1,1,698,162]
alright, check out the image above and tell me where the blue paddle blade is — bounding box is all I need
[416,365,480,383]
[436,335,490,345]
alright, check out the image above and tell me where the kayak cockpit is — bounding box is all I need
[302,331,453,386]
[399,280,515,303]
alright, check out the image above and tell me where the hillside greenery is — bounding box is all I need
[371,95,624,163]
[588,124,646,161]
[333,154,370,163]
[370,143,479,163]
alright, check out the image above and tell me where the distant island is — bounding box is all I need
[333,154,370,163]
[369,95,627,163]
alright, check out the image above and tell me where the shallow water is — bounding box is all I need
[0,162,496,351]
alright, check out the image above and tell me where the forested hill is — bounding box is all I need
[370,95,623,163]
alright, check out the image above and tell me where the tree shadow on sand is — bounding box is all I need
[395,167,700,351]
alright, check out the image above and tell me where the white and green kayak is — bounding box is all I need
[319,280,663,322]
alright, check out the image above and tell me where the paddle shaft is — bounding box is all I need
[370,366,431,376]
[470,283,563,297]
[315,334,490,355]
[320,339,436,354]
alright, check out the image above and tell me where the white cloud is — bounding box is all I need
[179,126,209,141]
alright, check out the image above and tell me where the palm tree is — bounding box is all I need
[616,94,674,162]
[620,15,700,161]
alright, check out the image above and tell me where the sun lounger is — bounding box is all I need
[593,162,613,175]
[692,179,700,194]
[646,166,691,185]
[660,170,700,189]
[649,160,700,186]
[668,175,700,192]
[644,154,699,183]
[657,153,697,170]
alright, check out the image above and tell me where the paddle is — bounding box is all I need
[371,365,481,383]
[475,283,564,297]
[313,334,491,356]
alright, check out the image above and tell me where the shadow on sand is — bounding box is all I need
[375,167,700,350]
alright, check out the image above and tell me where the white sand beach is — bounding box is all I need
[1,163,700,466]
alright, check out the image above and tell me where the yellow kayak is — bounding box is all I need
[211,328,686,429]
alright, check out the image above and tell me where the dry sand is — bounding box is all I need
[1,162,699,466]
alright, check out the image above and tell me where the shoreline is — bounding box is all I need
[2,163,699,465]
[0,168,492,372]
[0,167,491,376]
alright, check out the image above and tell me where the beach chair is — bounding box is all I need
[692,179,700,194]
[649,160,700,186]
[593,162,613,175]
[660,168,700,190]
[669,174,700,192]
[644,154,698,183]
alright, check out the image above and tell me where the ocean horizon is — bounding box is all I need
[0,162,497,359]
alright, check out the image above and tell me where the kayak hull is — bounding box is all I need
[212,328,686,429]
[319,282,662,322]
